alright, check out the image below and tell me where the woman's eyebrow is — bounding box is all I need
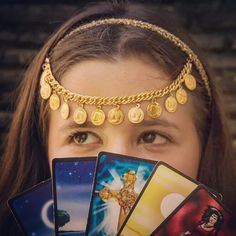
[59,120,95,132]
[139,118,180,130]
[59,118,180,131]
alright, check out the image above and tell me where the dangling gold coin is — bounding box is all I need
[60,102,70,120]
[176,88,188,105]
[184,74,196,90]
[128,105,144,124]
[165,96,177,113]
[40,70,48,86]
[73,107,87,125]
[40,83,51,100]
[49,94,60,111]
[108,107,124,125]
[147,102,162,118]
[91,108,105,126]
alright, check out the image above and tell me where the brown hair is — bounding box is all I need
[0,1,235,233]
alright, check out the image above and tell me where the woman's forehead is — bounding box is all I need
[61,57,170,97]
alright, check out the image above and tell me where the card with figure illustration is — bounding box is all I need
[52,157,96,236]
[117,161,199,236]
[85,152,156,236]
[8,179,54,236]
[151,185,236,236]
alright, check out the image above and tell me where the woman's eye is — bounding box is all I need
[138,132,168,145]
[70,132,101,145]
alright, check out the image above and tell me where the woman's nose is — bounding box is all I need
[102,135,136,157]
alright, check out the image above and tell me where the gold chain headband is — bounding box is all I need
[40,18,211,126]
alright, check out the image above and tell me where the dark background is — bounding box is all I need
[0,0,236,156]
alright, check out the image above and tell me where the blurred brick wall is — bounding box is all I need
[0,0,236,156]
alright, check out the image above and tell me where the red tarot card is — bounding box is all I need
[151,185,236,236]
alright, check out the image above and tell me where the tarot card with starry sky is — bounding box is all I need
[52,157,96,236]
[8,179,54,236]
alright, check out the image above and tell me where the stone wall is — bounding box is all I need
[0,0,236,156]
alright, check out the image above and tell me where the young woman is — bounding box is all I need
[179,206,224,235]
[0,1,235,234]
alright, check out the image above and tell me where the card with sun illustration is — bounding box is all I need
[85,152,156,236]
[117,162,198,236]
[52,157,96,236]
[151,185,236,236]
[8,179,54,236]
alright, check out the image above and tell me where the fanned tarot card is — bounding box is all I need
[8,179,54,236]
[85,152,156,236]
[117,162,198,236]
[52,157,96,236]
[151,185,236,236]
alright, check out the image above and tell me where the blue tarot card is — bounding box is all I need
[8,179,54,236]
[86,152,157,236]
[52,157,96,236]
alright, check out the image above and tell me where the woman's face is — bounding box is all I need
[48,56,201,178]
[209,213,218,226]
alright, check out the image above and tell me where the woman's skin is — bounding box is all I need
[48,56,201,178]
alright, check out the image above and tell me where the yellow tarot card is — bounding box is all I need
[117,161,198,236]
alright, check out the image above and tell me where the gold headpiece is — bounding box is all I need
[40,18,211,126]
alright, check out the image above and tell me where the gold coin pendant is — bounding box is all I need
[128,106,144,124]
[40,83,51,100]
[60,102,70,120]
[91,108,105,126]
[147,102,162,118]
[184,74,197,90]
[49,94,60,111]
[108,107,124,125]
[176,88,188,105]
[40,70,48,86]
[73,107,87,125]
[165,96,177,113]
